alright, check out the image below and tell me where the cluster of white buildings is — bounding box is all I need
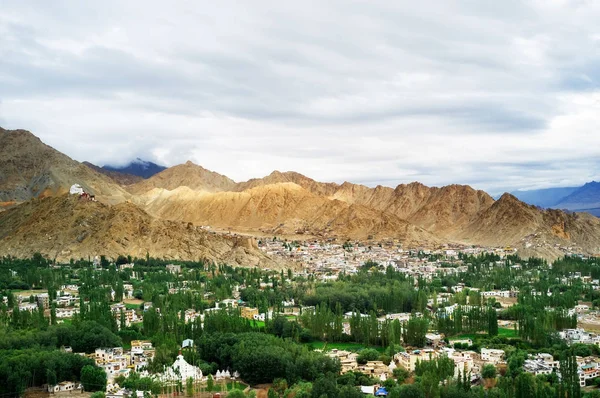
[560,329,600,346]
[523,353,560,376]
[522,352,600,387]
[261,239,526,285]
[327,349,393,381]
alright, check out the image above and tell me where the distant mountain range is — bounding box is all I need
[511,182,600,216]
[2,126,600,261]
[102,158,166,179]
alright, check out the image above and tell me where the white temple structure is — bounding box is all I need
[215,370,231,380]
[69,184,84,195]
[156,354,203,384]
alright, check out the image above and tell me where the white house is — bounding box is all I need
[481,348,505,364]
[48,382,81,393]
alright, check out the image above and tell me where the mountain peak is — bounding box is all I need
[498,192,519,202]
[553,180,600,216]
[103,158,166,179]
[83,161,143,186]
[127,161,236,194]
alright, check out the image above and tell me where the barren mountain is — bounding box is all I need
[0,195,282,267]
[129,161,600,257]
[461,193,600,257]
[128,161,236,194]
[236,171,339,196]
[168,168,494,237]
[137,183,439,244]
[3,129,599,261]
[0,128,129,206]
[130,165,492,239]
[82,161,144,186]
[327,182,494,236]
[231,172,494,237]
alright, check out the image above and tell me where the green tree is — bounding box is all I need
[488,307,499,336]
[311,375,338,398]
[267,389,278,398]
[80,365,107,392]
[393,367,409,384]
[227,390,245,398]
[186,377,194,396]
[357,348,380,364]
[46,369,57,387]
[392,384,424,398]
[515,373,536,398]
[403,317,429,347]
[273,378,288,395]
[482,364,497,380]
[338,385,362,398]
[559,352,582,398]
[206,375,214,392]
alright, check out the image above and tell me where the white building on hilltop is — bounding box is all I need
[156,354,203,385]
[69,184,84,195]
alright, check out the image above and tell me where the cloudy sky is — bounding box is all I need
[1,1,600,194]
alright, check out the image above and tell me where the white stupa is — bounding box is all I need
[157,354,203,384]
[388,360,397,372]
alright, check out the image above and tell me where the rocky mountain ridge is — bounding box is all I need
[1,127,599,261]
[0,128,130,206]
[0,195,281,267]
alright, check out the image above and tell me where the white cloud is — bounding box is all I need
[1,0,600,194]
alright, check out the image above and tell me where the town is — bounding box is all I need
[1,242,600,397]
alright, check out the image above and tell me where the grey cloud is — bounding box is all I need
[1,0,600,193]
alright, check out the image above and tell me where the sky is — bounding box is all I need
[1,1,600,195]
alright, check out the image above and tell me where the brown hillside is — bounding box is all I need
[130,163,600,257]
[0,128,129,204]
[137,183,439,243]
[235,172,494,237]
[3,129,600,261]
[461,193,600,257]
[0,195,283,267]
[236,171,339,196]
[128,161,236,194]
[329,181,494,236]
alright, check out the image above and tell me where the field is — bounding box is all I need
[251,320,266,328]
[498,327,518,338]
[450,327,517,342]
[303,341,385,352]
[124,298,144,305]
[14,289,47,297]
[24,388,93,398]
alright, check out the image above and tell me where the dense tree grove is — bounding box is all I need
[0,349,94,396]
[198,332,340,385]
[1,252,600,397]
